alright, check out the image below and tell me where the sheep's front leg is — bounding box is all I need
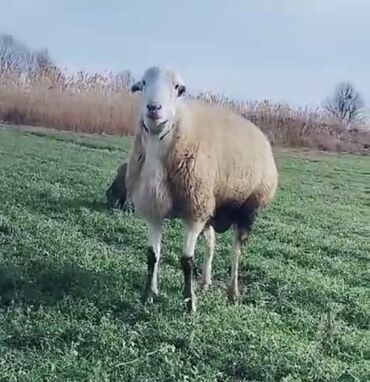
[200,225,215,290]
[181,221,205,313]
[144,220,162,304]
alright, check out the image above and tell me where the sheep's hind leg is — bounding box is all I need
[200,225,215,290]
[228,196,259,302]
[227,228,243,302]
[181,221,205,313]
[143,220,162,304]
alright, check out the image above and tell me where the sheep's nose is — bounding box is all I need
[147,103,162,112]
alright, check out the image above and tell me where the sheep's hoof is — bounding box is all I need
[143,288,157,305]
[123,201,135,214]
[227,286,239,303]
[183,294,197,313]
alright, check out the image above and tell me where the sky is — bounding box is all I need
[1,0,369,107]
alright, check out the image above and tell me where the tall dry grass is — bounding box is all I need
[0,70,139,135]
[196,92,369,152]
[0,69,369,152]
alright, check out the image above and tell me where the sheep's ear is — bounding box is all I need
[176,84,186,97]
[131,81,143,93]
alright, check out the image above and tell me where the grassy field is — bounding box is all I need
[0,126,369,381]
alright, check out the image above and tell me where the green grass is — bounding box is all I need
[0,126,369,382]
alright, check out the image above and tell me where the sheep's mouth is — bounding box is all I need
[146,110,162,121]
[144,118,169,135]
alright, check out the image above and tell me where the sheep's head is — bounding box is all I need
[131,66,186,135]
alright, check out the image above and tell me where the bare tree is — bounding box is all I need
[324,82,364,124]
[0,34,57,81]
[0,34,29,75]
[34,48,54,73]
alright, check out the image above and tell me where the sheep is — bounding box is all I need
[106,162,128,209]
[107,152,214,280]
[125,65,278,312]
[105,162,135,212]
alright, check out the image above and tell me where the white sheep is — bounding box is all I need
[126,65,278,312]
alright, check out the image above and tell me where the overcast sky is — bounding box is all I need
[1,0,369,107]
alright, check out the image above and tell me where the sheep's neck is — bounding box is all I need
[132,134,173,221]
[141,119,174,143]
[145,135,168,162]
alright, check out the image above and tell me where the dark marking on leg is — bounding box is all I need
[143,246,157,303]
[147,246,157,273]
[180,256,192,296]
[180,256,195,312]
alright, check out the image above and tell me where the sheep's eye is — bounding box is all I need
[142,80,146,86]
[175,84,179,90]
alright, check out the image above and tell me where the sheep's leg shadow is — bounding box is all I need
[200,225,215,290]
[181,221,205,313]
[143,221,162,304]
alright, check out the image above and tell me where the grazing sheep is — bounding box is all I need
[126,65,278,312]
[105,162,134,212]
[106,162,127,209]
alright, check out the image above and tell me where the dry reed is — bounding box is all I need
[0,69,368,153]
